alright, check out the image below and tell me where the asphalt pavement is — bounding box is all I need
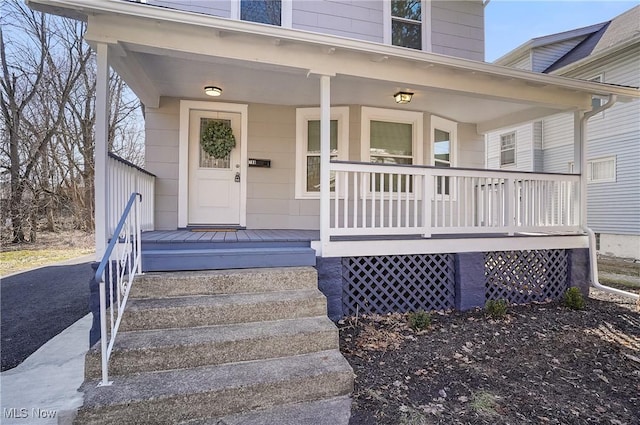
[1,255,94,371]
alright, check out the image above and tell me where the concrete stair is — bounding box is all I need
[76,267,353,425]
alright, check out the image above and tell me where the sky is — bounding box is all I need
[485,0,639,62]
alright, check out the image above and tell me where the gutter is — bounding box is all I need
[580,95,639,302]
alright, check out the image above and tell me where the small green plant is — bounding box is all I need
[407,310,432,331]
[484,299,508,319]
[471,391,500,416]
[563,287,586,310]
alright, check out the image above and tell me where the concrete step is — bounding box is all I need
[75,350,354,425]
[130,267,318,299]
[182,396,352,425]
[85,316,339,379]
[120,289,327,331]
[142,247,316,272]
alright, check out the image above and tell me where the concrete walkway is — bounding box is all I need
[0,314,91,424]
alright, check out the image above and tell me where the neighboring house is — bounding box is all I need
[26,1,640,423]
[486,6,640,260]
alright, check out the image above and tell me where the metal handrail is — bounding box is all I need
[96,192,143,386]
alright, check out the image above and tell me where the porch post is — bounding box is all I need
[573,110,586,228]
[95,43,109,260]
[319,75,331,254]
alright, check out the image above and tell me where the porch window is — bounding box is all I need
[391,0,423,50]
[587,156,616,183]
[431,116,457,195]
[500,132,516,167]
[295,107,349,199]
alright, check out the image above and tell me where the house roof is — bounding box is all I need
[26,0,639,133]
[494,5,640,75]
[545,5,640,73]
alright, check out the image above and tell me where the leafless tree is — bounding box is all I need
[1,1,144,243]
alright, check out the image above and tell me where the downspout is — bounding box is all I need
[580,95,639,301]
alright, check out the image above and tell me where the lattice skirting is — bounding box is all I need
[342,254,455,315]
[484,250,568,304]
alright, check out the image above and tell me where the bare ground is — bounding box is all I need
[340,289,640,425]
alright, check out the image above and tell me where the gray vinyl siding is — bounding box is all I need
[430,1,484,61]
[531,37,587,72]
[542,144,573,174]
[292,1,383,43]
[147,0,231,18]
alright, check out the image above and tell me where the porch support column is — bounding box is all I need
[95,43,109,260]
[319,74,331,254]
[573,110,586,228]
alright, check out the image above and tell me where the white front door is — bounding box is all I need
[188,110,242,225]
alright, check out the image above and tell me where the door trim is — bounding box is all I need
[178,100,248,228]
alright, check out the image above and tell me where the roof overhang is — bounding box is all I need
[27,0,640,133]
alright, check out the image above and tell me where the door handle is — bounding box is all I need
[234,172,240,183]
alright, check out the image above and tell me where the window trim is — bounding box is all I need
[499,131,516,167]
[232,0,292,28]
[295,106,349,199]
[430,115,457,167]
[361,107,424,165]
[587,156,616,183]
[588,73,605,119]
[384,0,431,52]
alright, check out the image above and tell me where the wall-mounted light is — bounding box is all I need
[204,86,222,97]
[394,91,413,104]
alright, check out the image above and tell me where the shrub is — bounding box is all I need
[563,287,586,310]
[485,299,508,319]
[407,310,432,331]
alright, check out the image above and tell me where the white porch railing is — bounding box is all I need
[107,153,155,233]
[330,161,581,237]
[95,192,143,386]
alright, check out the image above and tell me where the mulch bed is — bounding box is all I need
[340,289,640,425]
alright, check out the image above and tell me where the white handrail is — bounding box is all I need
[95,193,143,386]
[329,161,581,237]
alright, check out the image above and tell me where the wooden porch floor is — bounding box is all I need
[141,229,320,244]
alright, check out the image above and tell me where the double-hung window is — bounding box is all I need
[500,132,516,167]
[391,0,423,50]
[361,107,423,192]
[295,107,349,199]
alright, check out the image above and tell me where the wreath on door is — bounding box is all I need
[200,120,236,159]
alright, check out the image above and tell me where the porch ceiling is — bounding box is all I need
[124,50,539,128]
[40,0,636,132]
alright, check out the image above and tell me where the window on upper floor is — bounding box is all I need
[241,0,281,25]
[295,107,349,199]
[587,156,616,183]
[500,132,516,167]
[390,0,424,50]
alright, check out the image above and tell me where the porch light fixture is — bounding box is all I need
[204,86,222,97]
[394,91,413,104]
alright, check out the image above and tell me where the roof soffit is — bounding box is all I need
[84,13,601,112]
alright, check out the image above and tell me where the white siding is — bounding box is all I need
[148,0,231,18]
[503,53,531,71]
[532,121,543,172]
[431,1,484,61]
[292,1,383,43]
[485,124,533,171]
[540,45,640,236]
[531,37,587,72]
